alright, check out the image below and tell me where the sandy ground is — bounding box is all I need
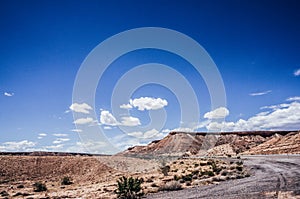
[0,155,248,198]
[146,155,300,199]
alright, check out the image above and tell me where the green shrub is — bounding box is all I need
[211,162,222,173]
[182,174,192,182]
[61,176,73,185]
[33,182,47,192]
[114,176,144,199]
[173,175,180,181]
[207,171,215,176]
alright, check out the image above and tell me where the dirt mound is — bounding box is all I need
[0,156,114,183]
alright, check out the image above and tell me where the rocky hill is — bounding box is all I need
[120,130,300,157]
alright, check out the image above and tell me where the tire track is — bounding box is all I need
[146,155,300,199]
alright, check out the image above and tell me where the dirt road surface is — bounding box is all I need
[146,155,300,199]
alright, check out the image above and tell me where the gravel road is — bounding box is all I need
[146,155,300,199]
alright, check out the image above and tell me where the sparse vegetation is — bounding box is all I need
[182,174,193,182]
[17,184,24,188]
[115,176,144,199]
[236,166,243,171]
[173,174,180,181]
[61,176,73,185]
[0,190,9,197]
[33,182,47,192]
[146,178,153,183]
[159,181,182,191]
[160,164,170,176]
[236,161,243,166]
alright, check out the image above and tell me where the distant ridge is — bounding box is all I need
[171,130,297,136]
[0,151,109,156]
[119,130,300,157]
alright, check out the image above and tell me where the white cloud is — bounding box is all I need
[261,103,290,111]
[249,90,271,96]
[69,103,92,114]
[38,133,47,139]
[286,96,300,101]
[100,110,141,127]
[294,68,300,76]
[206,101,300,131]
[53,133,68,137]
[204,107,229,119]
[71,129,82,133]
[127,129,162,139]
[129,97,168,111]
[4,92,14,97]
[0,140,35,151]
[120,103,133,109]
[100,110,119,126]
[53,138,70,144]
[120,116,141,126]
[73,117,95,125]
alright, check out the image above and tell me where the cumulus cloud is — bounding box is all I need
[4,92,14,97]
[100,110,118,126]
[53,138,70,144]
[249,90,272,96]
[100,110,141,127]
[120,116,141,126]
[53,133,68,137]
[286,96,300,101]
[129,97,168,111]
[73,117,95,125]
[69,103,92,114]
[0,140,35,151]
[204,107,229,119]
[127,129,162,139]
[206,101,300,131]
[120,103,133,109]
[294,68,300,76]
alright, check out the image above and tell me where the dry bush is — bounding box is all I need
[159,181,182,191]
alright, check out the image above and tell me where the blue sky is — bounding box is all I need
[0,0,300,153]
